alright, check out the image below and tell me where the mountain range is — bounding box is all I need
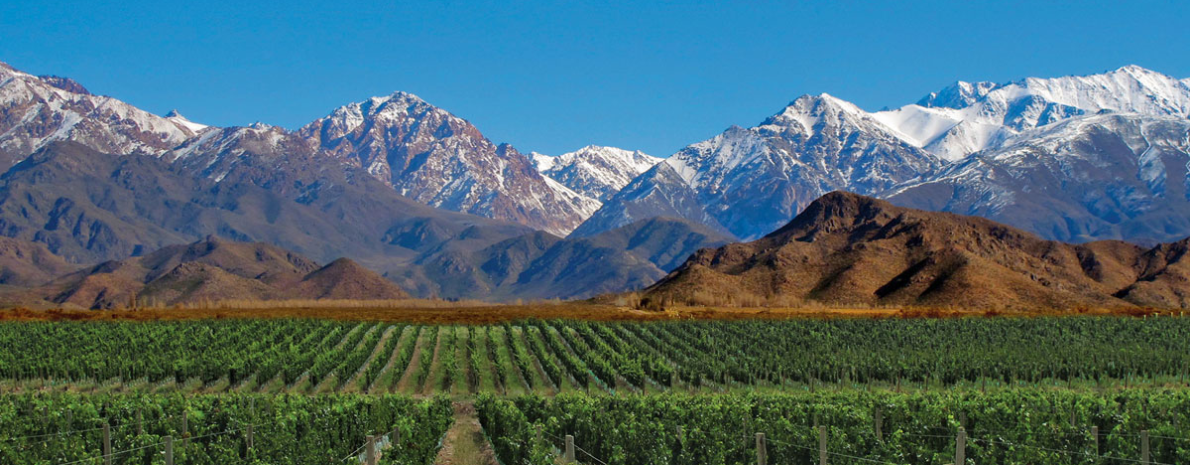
[577,65,1190,244]
[0,59,1189,303]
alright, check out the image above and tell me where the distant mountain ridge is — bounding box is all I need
[8,237,408,309]
[2,59,1190,303]
[575,65,1190,245]
[887,113,1190,244]
[576,94,944,240]
[0,62,598,236]
[389,216,731,301]
[874,65,1190,161]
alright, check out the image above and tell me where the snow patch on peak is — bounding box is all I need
[530,151,556,171]
[165,110,209,132]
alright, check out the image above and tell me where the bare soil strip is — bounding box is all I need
[433,402,499,465]
[344,325,398,392]
[395,327,429,394]
[421,327,448,396]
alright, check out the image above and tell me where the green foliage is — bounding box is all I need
[414,327,440,389]
[0,394,452,465]
[479,390,1190,465]
[1,317,1189,395]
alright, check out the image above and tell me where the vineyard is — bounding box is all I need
[478,389,1190,465]
[2,317,1189,395]
[1,394,452,465]
[2,317,1188,464]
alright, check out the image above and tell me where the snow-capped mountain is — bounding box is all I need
[0,62,205,167]
[574,94,943,239]
[874,65,1190,161]
[532,145,661,201]
[296,91,599,235]
[0,60,603,236]
[886,113,1190,243]
[5,58,1190,251]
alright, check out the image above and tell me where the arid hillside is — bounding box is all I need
[8,237,408,309]
[646,191,1190,310]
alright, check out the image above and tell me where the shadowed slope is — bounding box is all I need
[26,237,406,309]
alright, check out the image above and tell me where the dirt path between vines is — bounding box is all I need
[434,402,499,465]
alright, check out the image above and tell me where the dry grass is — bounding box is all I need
[0,299,1178,323]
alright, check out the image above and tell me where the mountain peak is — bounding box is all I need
[1113,64,1159,76]
[761,93,876,136]
[536,145,661,202]
[786,92,858,110]
[916,80,1000,109]
[376,90,427,104]
[765,191,901,239]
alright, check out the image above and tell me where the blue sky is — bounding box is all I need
[2,0,1187,156]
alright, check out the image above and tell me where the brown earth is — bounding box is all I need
[433,402,499,465]
[6,236,407,309]
[645,191,1190,311]
[0,237,79,286]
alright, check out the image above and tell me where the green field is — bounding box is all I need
[2,316,1189,464]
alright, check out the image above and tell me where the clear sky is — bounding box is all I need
[2,0,1187,157]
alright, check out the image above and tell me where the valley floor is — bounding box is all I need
[0,301,1170,323]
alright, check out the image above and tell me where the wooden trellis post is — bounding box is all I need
[1091,426,1098,456]
[164,436,173,465]
[102,423,112,465]
[955,427,966,465]
[565,435,576,463]
[819,426,828,465]
[365,435,377,465]
[755,432,767,465]
[1141,430,1150,465]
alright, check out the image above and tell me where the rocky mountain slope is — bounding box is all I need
[0,141,531,268]
[297,92,599,235]
[886,114,1190,244]
[576,94,943,240]
[0,62,203,167]
[15,237,407,309]
[0,61,600,236]
[577,66,1190,245]
[0,237,77,286]
[532,145,661,201]
[646,192,1190,310]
